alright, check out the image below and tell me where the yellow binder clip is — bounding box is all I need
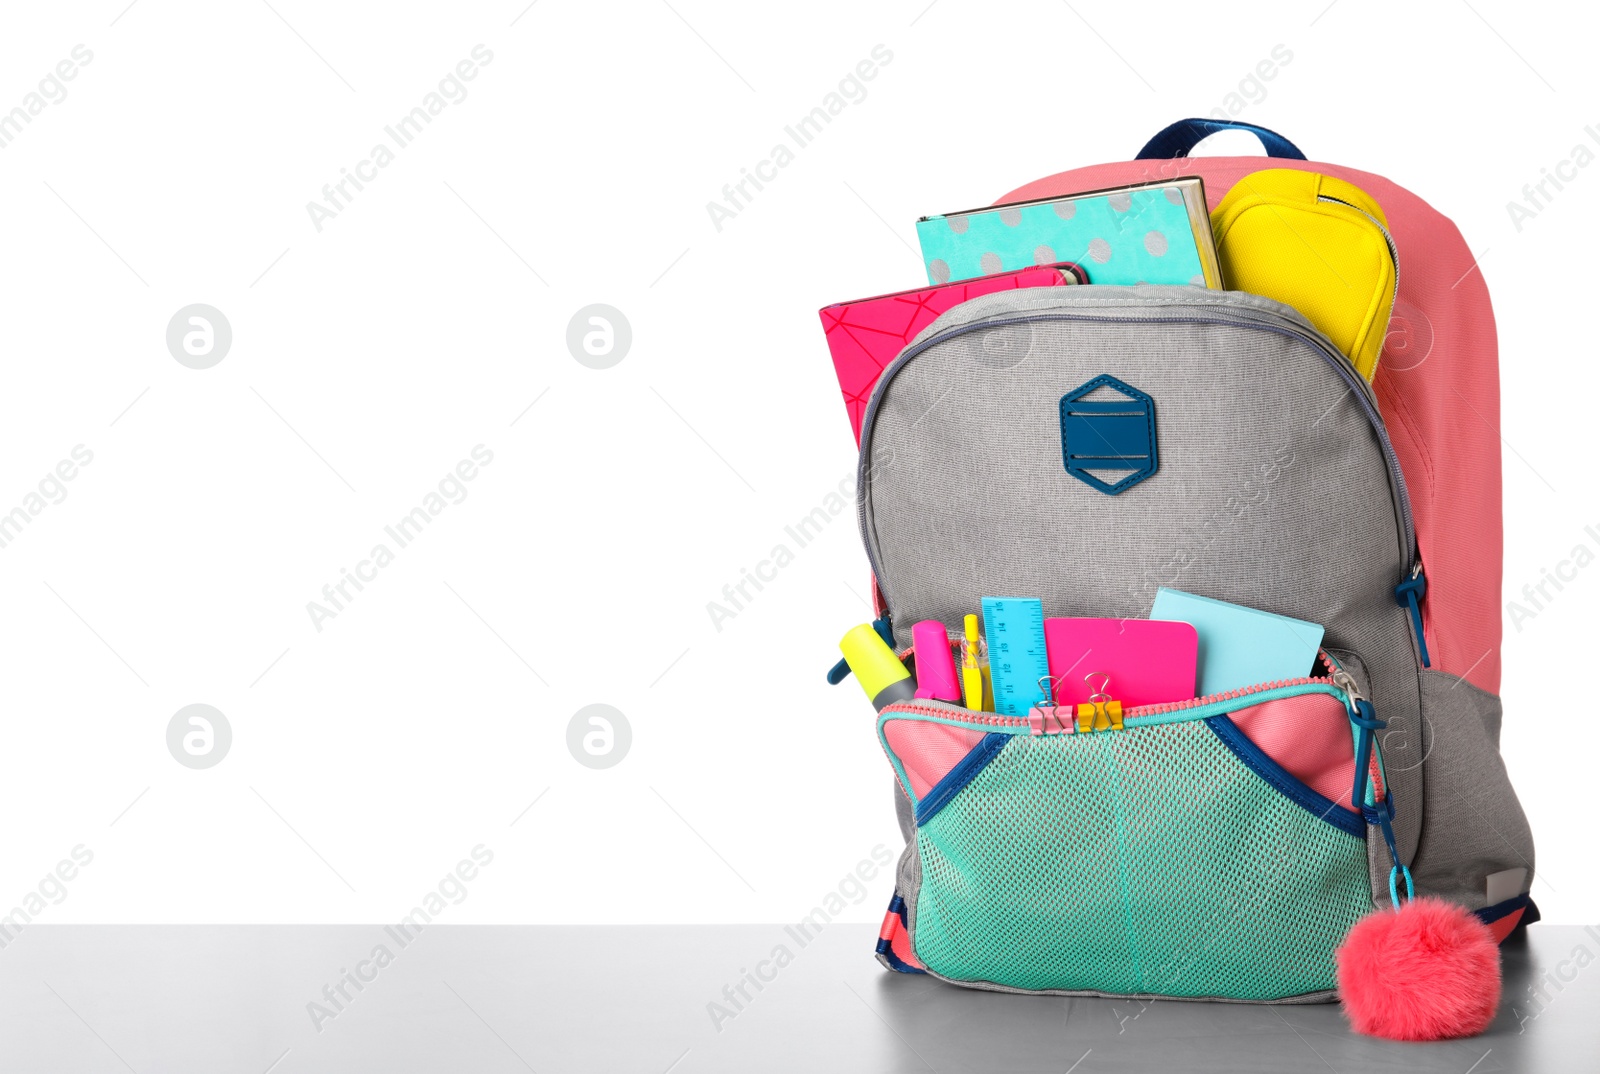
[1075,672,1124,733]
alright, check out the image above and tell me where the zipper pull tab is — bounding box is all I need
[1328,658,1386,807]
[1393,563,1431,668]
[1348,697,1387,809]
[1330,664,1364,706]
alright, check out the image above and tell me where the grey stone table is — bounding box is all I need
[0,924,1593,1072]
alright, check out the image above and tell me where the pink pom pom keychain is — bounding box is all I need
[1335,694,1503,1041]
[1336,886,1502,1042]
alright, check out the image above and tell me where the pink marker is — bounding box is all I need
[912,620,961,701]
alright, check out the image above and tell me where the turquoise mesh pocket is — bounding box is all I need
[911,716,1371,999]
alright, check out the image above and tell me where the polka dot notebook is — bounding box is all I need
[916,177,1223,289]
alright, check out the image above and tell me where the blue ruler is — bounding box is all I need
[981,597,1050,716]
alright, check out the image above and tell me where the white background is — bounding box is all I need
[0,0,1593,928]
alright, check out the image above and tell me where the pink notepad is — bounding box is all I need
[1043,618,1198,708]
[819,263,1084,442]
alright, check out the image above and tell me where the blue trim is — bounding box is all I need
[914,733,1010,826]
[874,892,927,974]
[1135,118,1306,161]
[1204,715,1366,838]
[1472,896,1536,934]
[1475,892,1529,925]
[877,943,927,974]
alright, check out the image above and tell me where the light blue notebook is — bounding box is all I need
[1150,588,1324,696]
[915,177,1223,288]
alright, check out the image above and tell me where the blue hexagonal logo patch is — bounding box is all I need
[1059,375,1159,495]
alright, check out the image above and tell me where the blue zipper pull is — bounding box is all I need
[1340,671,1414,906]
[1347,698,1385,810]
[1362,794,1414,906]
[1393,563,1430,668]
[827,613,894,685]
[1332,662,1385,810]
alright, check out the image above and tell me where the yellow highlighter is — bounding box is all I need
[960,614,990,711]
[839,624,916,712]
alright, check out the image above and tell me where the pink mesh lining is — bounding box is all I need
[881,719,989,800]
[1227,693,1353,804]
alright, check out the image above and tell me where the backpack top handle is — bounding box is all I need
[1136,118,1307,161]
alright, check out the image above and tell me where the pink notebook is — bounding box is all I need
[819,263,1084,442]
[1043,618,1198,709]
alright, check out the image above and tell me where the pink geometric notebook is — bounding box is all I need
[819,263,1085,442]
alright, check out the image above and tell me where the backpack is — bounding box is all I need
[844,119,1536,1002]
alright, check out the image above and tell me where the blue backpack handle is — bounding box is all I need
[1135,118,1306,161]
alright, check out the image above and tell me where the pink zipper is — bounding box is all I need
[879,703,1029,728]
[881,650,1349,727]
[1124,674,1332,718]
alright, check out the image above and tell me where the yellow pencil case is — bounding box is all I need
[1211,169,1398,380]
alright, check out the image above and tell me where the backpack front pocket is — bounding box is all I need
[880,683,1373,1000]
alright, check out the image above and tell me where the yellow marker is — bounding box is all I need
[839,624,915,712]
[960,614,989,711]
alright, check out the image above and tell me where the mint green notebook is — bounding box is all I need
[916,177,1222,288]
